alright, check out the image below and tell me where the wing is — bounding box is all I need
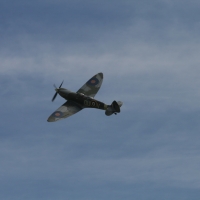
[47,100,83,122]
[76,72,103,97]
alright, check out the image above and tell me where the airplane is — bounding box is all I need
[47,72,123,122]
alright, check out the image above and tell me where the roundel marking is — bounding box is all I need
[86,77,99,86]
[53,111,63,118]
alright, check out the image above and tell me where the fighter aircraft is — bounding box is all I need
[47,72,123,122]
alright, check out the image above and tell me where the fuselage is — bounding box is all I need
[57,88,107,110]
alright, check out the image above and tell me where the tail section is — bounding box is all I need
[105,101,123,116]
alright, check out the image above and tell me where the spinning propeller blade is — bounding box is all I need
[51,80,64,102]
[52,92,58,102]
[59,81,64,88]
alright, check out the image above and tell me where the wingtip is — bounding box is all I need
[47,116,55,122]
[98,72,103,78]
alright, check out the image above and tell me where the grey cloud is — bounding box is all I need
[1,1,200,199]
[1,0,200,45]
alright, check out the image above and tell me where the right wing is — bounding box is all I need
[76,72,103,97]
[47,101,83,122]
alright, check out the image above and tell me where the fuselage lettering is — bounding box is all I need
[84,100,101,108]
[84,100,91,107]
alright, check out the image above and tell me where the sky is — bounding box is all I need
[1,0,200,199]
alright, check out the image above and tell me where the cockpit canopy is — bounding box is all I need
[77,92,94,99]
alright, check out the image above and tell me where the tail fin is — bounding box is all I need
[105,101,123,116]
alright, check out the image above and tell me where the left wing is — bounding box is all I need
[47,101,83,122]
[76,72,103,97]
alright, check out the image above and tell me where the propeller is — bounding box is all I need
[52,81,64,102]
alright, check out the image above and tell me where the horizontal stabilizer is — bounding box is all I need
[105,100,123,116]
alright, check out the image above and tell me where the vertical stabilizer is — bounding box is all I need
[105,101,123,116]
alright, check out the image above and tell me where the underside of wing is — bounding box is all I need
[47,101,83,122]
[76,72,103,97]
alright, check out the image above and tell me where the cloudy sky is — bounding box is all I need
[1,0,200,199]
